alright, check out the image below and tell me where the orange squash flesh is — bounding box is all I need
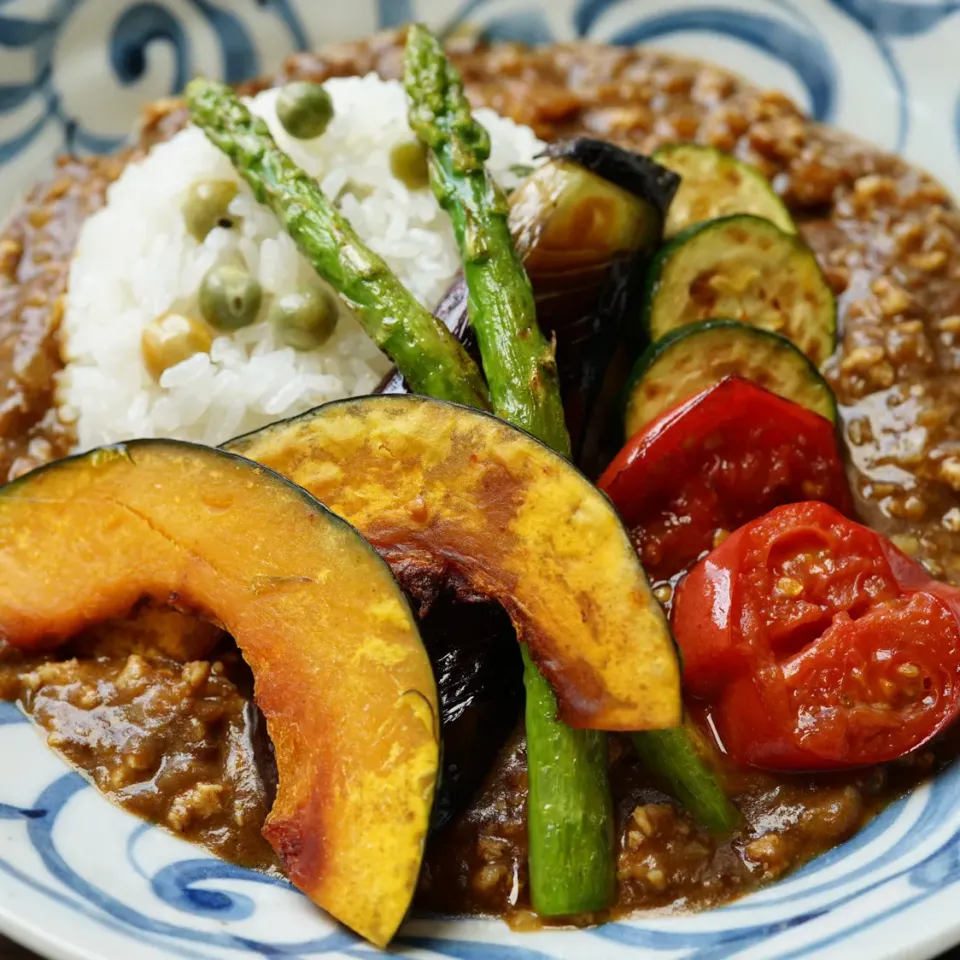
[228,395,681,732]
[0,441,439,948]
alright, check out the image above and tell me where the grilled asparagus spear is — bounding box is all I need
[404,25,569,455]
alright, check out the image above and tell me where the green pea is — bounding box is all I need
[389,140,429,190]
[199,265,263,331]
[276,82,334,140]
[269,286,339,350]
[141,312,213,381]
[182,180,238,241]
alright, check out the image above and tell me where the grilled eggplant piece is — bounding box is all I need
[378,139,678,468]
[521,140,678,469]
[413,587,523,832]
[540,136,680,207]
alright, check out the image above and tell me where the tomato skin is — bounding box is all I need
[672,501,960,771]
[674,502,900,696]
[599,376,851,584]
[669,554,743,697]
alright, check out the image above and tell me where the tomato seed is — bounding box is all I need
[775,576,803,598]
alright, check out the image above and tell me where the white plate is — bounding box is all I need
[2,1,960,958]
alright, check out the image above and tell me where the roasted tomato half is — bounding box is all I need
[599,376,852,586]
[673,501,960,771]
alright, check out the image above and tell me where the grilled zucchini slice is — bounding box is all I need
[624,318,837,439]
[643,214,835,365]
[653,144,795,237]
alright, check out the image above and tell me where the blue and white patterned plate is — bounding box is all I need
[2,2,960,959]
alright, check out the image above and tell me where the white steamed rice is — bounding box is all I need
[58,74,544,449]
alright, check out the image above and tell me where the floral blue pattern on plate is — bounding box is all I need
[1,2,960,959]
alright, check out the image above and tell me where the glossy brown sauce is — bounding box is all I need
[1,29,959,928]
[0,609,281,874]
[418,722,950,925]
[0,156,122,481]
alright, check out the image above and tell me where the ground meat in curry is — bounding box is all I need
[1,29,959,927]
[0,610,280,874]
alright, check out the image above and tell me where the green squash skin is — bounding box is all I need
[622,318,839,442]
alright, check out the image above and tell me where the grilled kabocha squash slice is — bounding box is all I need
[0,440,438,948]
[227,394,681,732]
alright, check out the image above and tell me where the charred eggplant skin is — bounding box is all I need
[413,590,523,832]
[540,137,680,217]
